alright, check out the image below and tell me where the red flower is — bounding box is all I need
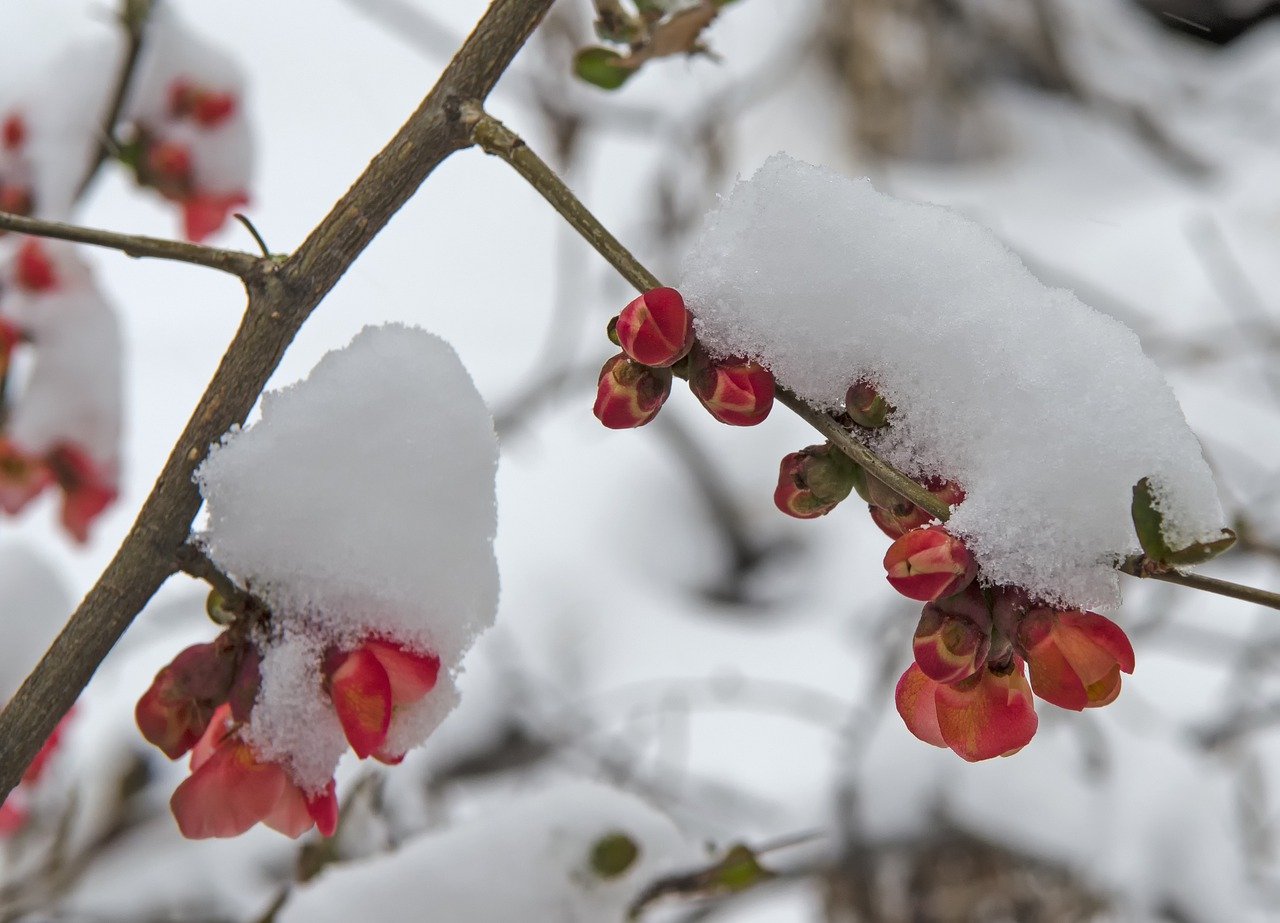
[0,184,33,218]
[0,439,52,516]
[895,659,1038,762]
[593,353,672,429]
[170,704,337,839]
[325,639,441,760]
[136,639,242,759]
[773,443,858,519]
[883,526,977,602]
[688,349,775,426]
[46,443,117,544]
[615,287,694,368]
[182,192,249,244]
[1,113,25,151]
[168,79,238,128]
[1018,608,1135,710]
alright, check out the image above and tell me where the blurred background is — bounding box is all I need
[1,0,1280,919]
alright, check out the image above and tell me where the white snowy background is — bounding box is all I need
[0,0,1279,920]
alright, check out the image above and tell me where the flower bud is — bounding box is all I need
[1,114,25,151]
[615,287,694,368]
[845,379,891,428]
[47,443,117,545]
[1017,608,1135,711]
[688,347,775,426]
[912,586,991,684]
[15,239,57,293]
[0,184,33,218]
[773,443,858,519]
[593,353,672,429]
[883,526,977,602]
[168,79,237,128]
[136,638,241,759]
[866,476,964,539]
[0,439,52,515]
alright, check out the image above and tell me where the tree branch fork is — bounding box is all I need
[0,0,1276,814]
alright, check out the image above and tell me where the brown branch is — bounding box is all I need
[0,0,556,805]
[0,210,260,277]
[464,104,1280,614]
[76,0,154,201]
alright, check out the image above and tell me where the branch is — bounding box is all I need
[0,210,261,277]
[463,104,1280,613]
[76,0,154,201]
[0,0,556,805]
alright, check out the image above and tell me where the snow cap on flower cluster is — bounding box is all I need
[196,324,499,790]
[0,241,123,476]
[127,6,253,197]
[679,153,1227,609]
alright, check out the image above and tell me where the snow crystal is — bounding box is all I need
[276,780,695,923]
[679,154,1227,608]
[197,324,499,785]
[1,242,123,473]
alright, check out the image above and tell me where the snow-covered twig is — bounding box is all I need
[464,103,1280,615]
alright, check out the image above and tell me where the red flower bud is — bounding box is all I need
[142,139,194,200]
[1018,608,1135,711]
[912,586,991,684]
[845,379,891,428]
[688,348,774,426]
[773,443,858,519]
[883,526,977,601]
[866,476,964,539]
[2,114,25,151]
[593,353,671,429]
[324,638,441,759]
[615,287,694,368]
[0,319,19,381]
[182,192,249,244]
[15,239,57,293]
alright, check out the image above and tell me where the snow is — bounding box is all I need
[0,542,70,700]
[679,153,1228,609]
[275,779,696,923]
[1,242,124,472]
[197,323,500,789]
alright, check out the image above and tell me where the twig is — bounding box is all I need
[173,542,267,618]
[0,211,260,278]
[0,0,557,806]
[1120,555,1280,611]
[464,103,1280,613]
[76,0,155,201]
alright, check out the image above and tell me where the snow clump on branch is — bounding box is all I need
[679,153,1227,611]
[178,324,497,819]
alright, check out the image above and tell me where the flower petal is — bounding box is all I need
[329,647,393,759]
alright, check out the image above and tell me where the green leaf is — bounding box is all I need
[574,48,636,90]
[590,832,640,878]
[1132,477,1236,565]
[712,844,774,893]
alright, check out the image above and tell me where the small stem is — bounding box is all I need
[1120,555,1280,611]
[234,213,273,258]
[0,211,261,278]
[76,0,154,201]
[174,543,266,617]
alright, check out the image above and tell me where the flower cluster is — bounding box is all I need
[595,287,776,430]
[594,286,1139,762]
[769,377,1136,760]
[0,239,121,543]
[137,622,443,839]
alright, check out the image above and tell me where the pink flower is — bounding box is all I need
[324,639,441,761]
[895,659,1038,762]
[170,705,337,839]
[1018,608,1135,710]
[688,348,775,426]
